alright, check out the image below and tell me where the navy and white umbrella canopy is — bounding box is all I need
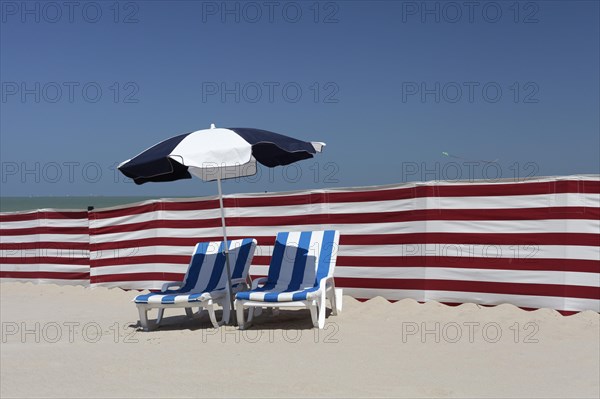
[118,125,325,184]
[118,125,325,325]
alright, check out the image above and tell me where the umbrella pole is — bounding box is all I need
[216,176,237,325]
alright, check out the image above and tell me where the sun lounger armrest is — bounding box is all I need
[319,276,336,292]
[251,277,268,289]
[161,281,183,292]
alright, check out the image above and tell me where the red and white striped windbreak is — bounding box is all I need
[1,175,599,313]
[0,209,90,285]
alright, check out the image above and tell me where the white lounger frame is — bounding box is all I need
[235,230,343,329]
[135,238,257,331]
[236,277,343,329]
[136,280,247,331]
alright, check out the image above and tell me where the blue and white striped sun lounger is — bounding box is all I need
[134,238,257,330]
[235,230,341,329]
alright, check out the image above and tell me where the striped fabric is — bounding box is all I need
[236,230,340,302]
[0,210,90,285]
[134,238,256,304]
[1,175,599,313]
[85,175,600,313]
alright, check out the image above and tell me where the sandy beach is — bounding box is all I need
[1,282,598,398]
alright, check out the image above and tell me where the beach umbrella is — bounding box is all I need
[118,124,325,324]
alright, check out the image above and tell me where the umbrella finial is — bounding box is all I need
[210,123,216,129]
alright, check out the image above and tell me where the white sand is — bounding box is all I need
[1,282,598,398]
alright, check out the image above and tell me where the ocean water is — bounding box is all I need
[0,196,186,213]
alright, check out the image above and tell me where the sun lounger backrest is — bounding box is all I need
[265,230,339,291]
[181,238,256,293]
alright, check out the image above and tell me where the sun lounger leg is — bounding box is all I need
[236,300,246,330]
[206,301,221,328]
[185,307,194,317]
[156,308,165,326]
[328,287,337,316]
[335,288,343,313]
[221,300,231,326]
[327,287,342,316]
[318,299,326,329]
[310,301,318,328]
[137,305,151,331]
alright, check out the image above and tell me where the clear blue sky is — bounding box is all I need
[1,0,598,197]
